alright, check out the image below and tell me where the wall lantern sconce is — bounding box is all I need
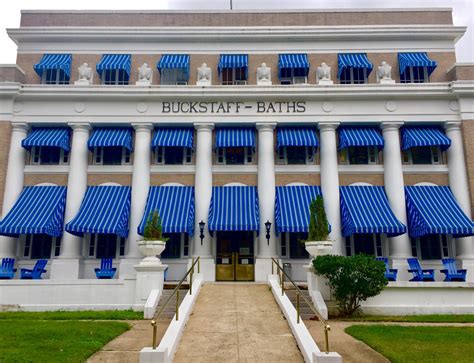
[265,220,272,245]
[199,220,205,245]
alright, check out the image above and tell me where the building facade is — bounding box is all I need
[0,8,473,284]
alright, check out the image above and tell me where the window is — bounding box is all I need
[93,146,131,165]
[216,147,253,165]
[88,234,126,259]
[280,68,307,85]
[410,234,452,260]
[42,69,69,85]
[155,147,192,165]
[340,146,379,165]
[278,146,315,165]
[280,233,309,259]
[102,69,129,85]
[345,234,384,257]
[221,67,247,85]
[340,67,368,85]
[23,234,55,259]
[161,233,189,259]
[400,66,428,84]
[160,69,188,85]
[31,146,69,165]
[402,146,442,165]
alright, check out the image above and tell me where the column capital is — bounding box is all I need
[11,122,29,133]
[194,122,214,131]
[318,122,339,131]
[381,121,404,131]
[131,122,153,131]
[256,122,277,131]
[67,122,91,131]
[444,121,462,132]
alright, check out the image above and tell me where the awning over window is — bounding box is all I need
[65,186,131,238]
[275,186,322,233]
[398,52,438,77]
[34,54,72,78]
[277,127,319,148]
[152,128,193,149]
[157,54,190,79]
[21,128,71,152]
[338,127,384,150]
[88,128,133,151]
[405,186,474,237]
[401,127,451,151]
[340,186,406,237]
[215,128,255,148]
[208,186,259,232]
[218,54,248,76]
[337,53,373,79]
[0,186,67,237]
[96,54,132,77]
[138,186,194,236]
[278,54,310,79]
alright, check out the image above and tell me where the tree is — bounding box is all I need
[307,196,329,241]
[143,210,166,241]
[313,254,388,316]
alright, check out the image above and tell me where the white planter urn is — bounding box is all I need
[305,241,333,259]
[137,240,166,266]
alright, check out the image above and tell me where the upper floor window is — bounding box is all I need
[278,146,315,165]
[88,233,126,259]
[23,234,61,259]
[33,54,72,86]
[400,66,428,83]
[338,127,383,165]
[217,146,253,165]
[156,146,192,165]
[157,54,190,85]
[345,234,384,257]
[31,146,69,165]
[278,54,309,85]
[88,128,133,166]
[93,146,131,165]
[276,127,319,165]
[340,146,379,165]
[401,127,450,165]
[22,128,71,166]
[42,69,69,85]
[96,54,131,86]
[102,69,129,86]
[215,128,255,165]
[338,53,373,85]
[218,54,248,85]
[410,234,452,260]
[402,146,441,165]
[398,52,437,84]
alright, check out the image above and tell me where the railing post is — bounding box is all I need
[198,257,201,273]
[151,320,157,349]
[281,270,284,296]
[271,259,274,275]
[176,289,180,321]
[190,258,194,295]
[296,292,300,324]
[324,324,330,353]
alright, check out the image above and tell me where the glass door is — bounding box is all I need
[216,231,254,281]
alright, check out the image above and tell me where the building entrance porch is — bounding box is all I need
[215,231,255,281]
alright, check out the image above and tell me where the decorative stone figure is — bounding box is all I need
[74,63,93,85]
[197,63,212,86]
[257,63,272,85]
[377,61,395,84]
[316,63,333,85]
[136,63,152,86]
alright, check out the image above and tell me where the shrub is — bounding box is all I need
[313,254,388,316]
[307,196,329,241]
[143,211,166,241]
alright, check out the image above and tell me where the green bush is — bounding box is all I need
[143,210,166,241]
[307,196,329,241]
[313,254,387,316]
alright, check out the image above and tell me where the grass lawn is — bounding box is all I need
[346,325,474,363]
[0,320,129,362]
[0,309,143,320]
[338,314,474,323]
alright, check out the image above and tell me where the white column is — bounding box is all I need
[255,122,276,281]
[0,123,28,258]
[318,122,343,255]
[381,122,412,262]
[193,123,214,280]
[120,123,153,278]
[50,123,90,279]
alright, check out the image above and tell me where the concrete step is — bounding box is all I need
[284,289,320,320]
[155,288,189,319]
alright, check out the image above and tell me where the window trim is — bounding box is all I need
[216,146,253,165]
[280,68,308,85]
[410,234,454,260]
[30,146,69,165]
[280,232,310,259]
[93,146,132,165]
[41,69,69,85]
[101,69,129,86]
[87,234,126,259]
[400,66,429,84]
[277,146,315,165]
[340,146,379,165]
[160,68,188,86]
[402,146,442,165]
[220,67,247,85]
[340,67,368,85]
[22,234,60,259]
[345,234,385,257]
[155,146,193,165]
[160,233,190,259]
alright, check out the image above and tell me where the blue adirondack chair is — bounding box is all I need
[407,258,435,281]
[376,257,398,281]
[0,258,17,279]
[95,258,116,279]
[20,259,48,279]
[441,258,467,282]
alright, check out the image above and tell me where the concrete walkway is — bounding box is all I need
[173,283,304,362]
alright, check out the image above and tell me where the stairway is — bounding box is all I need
[155,283,189,320]
[285,287,319,320]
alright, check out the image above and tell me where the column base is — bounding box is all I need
[134,262,167,307]
[389,257,411,282]
[50,258,82,280]
[305,265,331,300]
[190,257,215,282]
[460,258,474,282]
[255,257,275,282]
[119,258,143,279]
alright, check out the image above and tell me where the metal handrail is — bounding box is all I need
[271,257,331,354]
[150,257,200,349]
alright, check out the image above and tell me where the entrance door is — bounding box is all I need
[216,231,254,281]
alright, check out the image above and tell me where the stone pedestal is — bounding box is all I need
[379,78,395,84]
[192,257,215,282]
[318,79,333,85]
[134,261,168,309]
[136,79,151,86]
[255,257,273,282]
[257,79,272,86]
[196,79,211,87]
[74,79,92,86]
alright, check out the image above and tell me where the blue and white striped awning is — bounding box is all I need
[277,127,319,148]
[88,128,133,151]
[215,128,256,148]
[96,54,132,77]
[218,54,249,76]
[21,128,71,152]
[157,54,190,78]
[152,128,194,149]
[338,127,384,150]
[340,186,406,237]
[398,52,438,77]
[208,186,260,232]
[34,54,72,78]
[337,53,373,79]
[65,186,131,238]
[275,186,322,233]
[278,54,310,79]
[0,186,67,237]
[405,186,474,237]
[138,186,195,236]
[401,127,451,151]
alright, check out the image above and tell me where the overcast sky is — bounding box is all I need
[1,0,473,63]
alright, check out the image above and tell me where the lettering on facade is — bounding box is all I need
[161,101,306,114]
